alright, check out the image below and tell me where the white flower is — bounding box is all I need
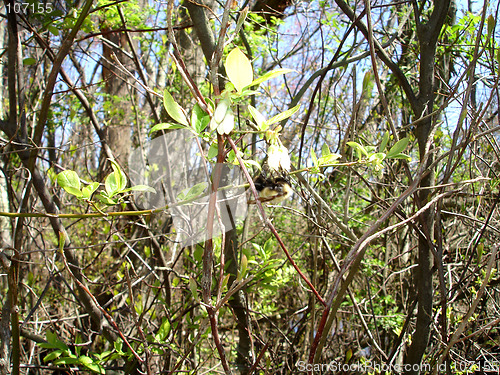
[278,145,291,171]
[214,99,230,123]
[218,110,234,135]
[268,144,290,171]
[268,144,280,171]
[210,99,234,135]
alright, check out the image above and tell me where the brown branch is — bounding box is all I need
[333,0,418,112]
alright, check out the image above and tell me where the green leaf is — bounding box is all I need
[38,342,60,350]
[194,243,204,262]
[318,153,341,166]
[362,71,373,97]
[105,172,119,197]
[487,14,495,38]
[47,24,59,36]
[114,339,124,354]
[243,159,262,171]
[321,144,330,157]
[43,350,63,362]
[311,148,318,168]
[208,143,218,159]
[237,254,248,281]
[347,141,369,159]
[81,182,99,200]
[249,68,294,88]
[191,104,210,134]
[345,348,353,363]
[263,237,275,254]
[163,90,189,126]
[248,105,267,130]
[476,243,484,264]
[368,152,386,165]
[122,185,156,194]
[234,7,249,35]
[189,277,199,302]
[387,153,411,160]
[177,182,208,201]
[57,170,82,197]
[46,331,68,350]
[150,122,186,134]
[96,192,117,206]
[265,104,300,126]
[221,274,230,291]
[156,318,171,342]
[379,131,390,152]
[77,355,94,366]
[105,159,127,196]
[84,363,105,374]
[23,57,36,66]
[386,137,409,158]
[225,47,253,93]
[54,356,79,365]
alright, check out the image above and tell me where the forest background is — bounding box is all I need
[0,0,500,374]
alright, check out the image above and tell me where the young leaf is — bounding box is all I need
[191,104,210,134]
[386,137,409,159]
[234,7,249,35]
[163,90,189,126]
[122,185,156,193]
[43,350,63,362]
[105,173,120,197]
[318,153,341,166]
[243,158,262,171]
[265,104,300,126]
[189,277,199,302]
[311,148,318,168]
[263,237,275,254]
[487,14,495,38]
[225,47,253,93]
[114,339,124,354]
[76,355,93,366]
[208,143,218,159]
[47,331,69,351]
[237,254,248,282]
[47,24,59,36]
[150,123,186,134]
[321,144,330,157]
[476,243,484,264]
[84,362,105,374]
[23,57,36,66]
[347,141,369,159]
[368,152,386,165]
[156,318,171,342]
[57,170,82,198]
[248,105,267,130]
[97,192,118,206]
[177,182,208,201]
[221,274,231,291]
[249,68,294,88]
[81,182,99,200]
[387,153,411,160]
[106,159,127,195]
[362,71,373,97]
[379,131,390,152]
